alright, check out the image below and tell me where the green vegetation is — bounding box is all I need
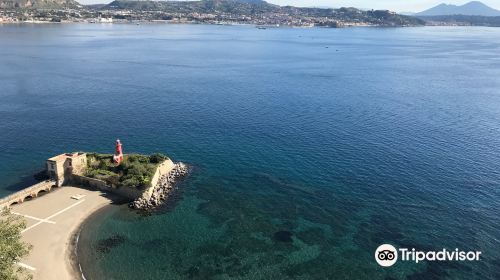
[102,0,425,26]
[0,209,32,280]
[85,153,169,189]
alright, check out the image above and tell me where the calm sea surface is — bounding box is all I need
[1,24,499,279]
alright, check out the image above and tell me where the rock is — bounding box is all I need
[129,162,189,210]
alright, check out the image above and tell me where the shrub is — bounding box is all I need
[149,153,168,164]
[85,153,166,189]
[121,177,141,188]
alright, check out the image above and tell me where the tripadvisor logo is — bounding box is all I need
[375,244,398,267]
[375,244,482,267]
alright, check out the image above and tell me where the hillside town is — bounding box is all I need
[0,8,401,27]
[0,0,423,27]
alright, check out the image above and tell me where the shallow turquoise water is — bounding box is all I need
[1,24,499,279]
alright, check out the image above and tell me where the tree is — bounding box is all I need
[0,209,32,280]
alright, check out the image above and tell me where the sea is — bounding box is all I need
[0,23,499,279]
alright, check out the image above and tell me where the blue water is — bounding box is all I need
[1,24,499,279]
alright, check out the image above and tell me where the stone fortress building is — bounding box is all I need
[0,152,89,208]
[1,140,186,209]
[47,152,88,187]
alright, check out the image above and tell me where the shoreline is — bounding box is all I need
[71,163,190,280]
[69,203,119,280]
[2,154,187,279]
[0,20,422,28]
[1,21,494,30]
[10,186,118,280]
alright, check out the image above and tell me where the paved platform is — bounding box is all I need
[11,186,113,280]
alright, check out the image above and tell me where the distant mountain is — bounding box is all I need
[0,0,78,8]
[416,1,500,16]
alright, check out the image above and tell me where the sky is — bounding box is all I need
[266,1,500,12]
[77,0,500,13]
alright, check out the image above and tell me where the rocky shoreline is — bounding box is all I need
[129,162,188,210]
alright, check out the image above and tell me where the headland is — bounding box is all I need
[0,146,187,279]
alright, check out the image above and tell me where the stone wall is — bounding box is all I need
[71,153,87,176]
[71,174,143,200]
[70,159,175,201]
[54,160,66,186]
[144,158,175,199]
[71,174,107,189]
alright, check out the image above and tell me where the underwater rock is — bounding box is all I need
[96,234,126,254]
[273,230,294,243]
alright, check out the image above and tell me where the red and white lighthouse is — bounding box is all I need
[113,139,123,165]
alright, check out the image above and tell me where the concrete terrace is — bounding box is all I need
[11,186,113,280]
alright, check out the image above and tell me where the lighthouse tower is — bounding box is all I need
[113,139,123,165]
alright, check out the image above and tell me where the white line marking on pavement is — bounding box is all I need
[21,199,86,233]
[12,212,56,224]
[17,262,36,271]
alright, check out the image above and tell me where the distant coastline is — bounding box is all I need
[2,13,500,28]
[3,0,500,27]
[0,20,387,28]
[0,0,424,27]
[0,17,419,28]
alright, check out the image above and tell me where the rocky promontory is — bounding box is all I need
[129,162,188,210]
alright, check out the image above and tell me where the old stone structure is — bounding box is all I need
[1,151,185,209]
[47,152,87,186]
[0,180,57,209]
[130,162,188,210]
[72,158,176,201]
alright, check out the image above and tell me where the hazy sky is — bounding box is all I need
[267,0,500,12]
[78,0,500,13]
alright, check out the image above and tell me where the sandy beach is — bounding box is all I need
[10,186,114,280]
